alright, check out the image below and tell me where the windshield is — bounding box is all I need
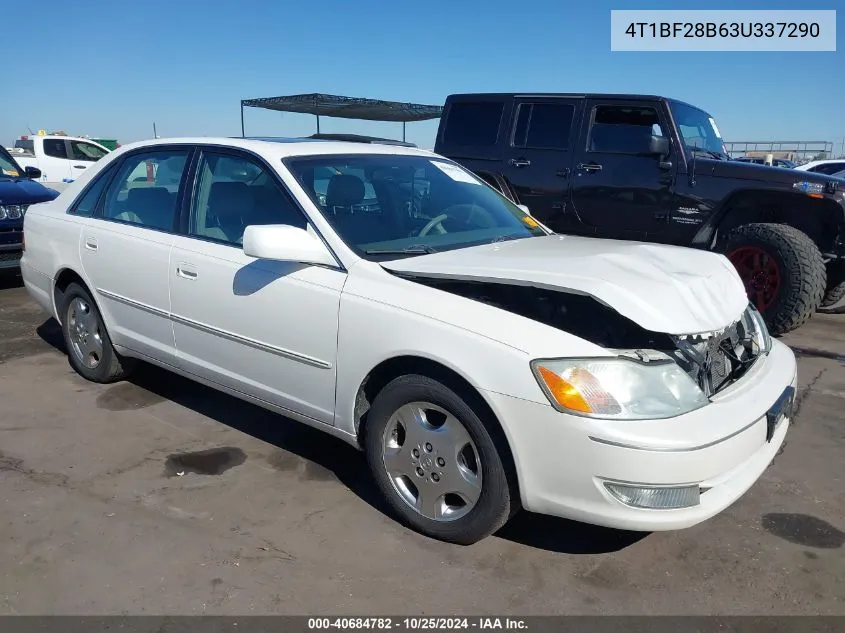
[284,154,548,259]
[0,148,23,179]
[669,101,727,158]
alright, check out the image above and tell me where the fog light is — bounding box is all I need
[603,481,700,509]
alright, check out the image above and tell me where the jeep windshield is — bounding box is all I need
[669,101,728,160]
[284,154,548,260]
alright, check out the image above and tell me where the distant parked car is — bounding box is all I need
[733,157,797,169]
[7,135,111,186]
[0,146,59,271]
[795,159,845,176]
[20,136,797,545]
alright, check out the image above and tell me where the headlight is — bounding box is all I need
[531,356,708,420]
[742,304,772,354]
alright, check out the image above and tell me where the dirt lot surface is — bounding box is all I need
[0,271,843,615]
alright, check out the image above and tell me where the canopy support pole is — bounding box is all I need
[402,121,406,142]
[316,115,321,134]
[240,102,245,138]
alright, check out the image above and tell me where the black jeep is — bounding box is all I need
[433,93,845,335]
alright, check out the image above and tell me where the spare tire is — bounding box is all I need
[722,223,826,335]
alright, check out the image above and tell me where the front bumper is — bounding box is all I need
[486,339,797,531]
[0,243,23,270]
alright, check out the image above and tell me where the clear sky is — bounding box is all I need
[5,0,842,151]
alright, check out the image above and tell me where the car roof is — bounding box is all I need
[800,159,845,168]
[110,137,436,159]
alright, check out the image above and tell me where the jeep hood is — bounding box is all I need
[380,235,748,336]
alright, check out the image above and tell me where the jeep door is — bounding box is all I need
[501,97,582,233]
[570,100,677,240]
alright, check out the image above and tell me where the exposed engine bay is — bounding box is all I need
[405,276,765,398]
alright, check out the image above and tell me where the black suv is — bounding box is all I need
[433,93,845,335]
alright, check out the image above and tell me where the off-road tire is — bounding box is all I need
[60,282,134,383]
[721,223,826,335]
[819,261,845,313]
[364,374,513,545]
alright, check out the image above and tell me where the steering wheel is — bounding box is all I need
[418,204,483,237]
[419,214,449,236]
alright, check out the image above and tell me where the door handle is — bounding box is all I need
[176,263,198,280]
[577,163,603,173]
[72,164,86,169]
[509,158,531,168]
[84,237,98,251]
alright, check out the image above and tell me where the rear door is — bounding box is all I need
[78,146,191,363]
[570,99,677,240]
[38,138,73,184]
[501,97,582,232]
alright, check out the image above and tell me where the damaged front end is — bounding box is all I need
[669,306,772,397]
[405,276,771,400]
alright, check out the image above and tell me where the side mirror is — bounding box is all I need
[517,204,531,215]
[648,135,670,156]
[242,224,336,267]
[24,166,42,179]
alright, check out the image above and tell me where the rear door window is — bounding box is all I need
[43,139,68,159]
[512,102,575,150]
[441,101,504,147]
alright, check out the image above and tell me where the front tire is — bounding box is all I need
[60,282,134,383]
[364,374,513,545]
[722,223,826,335]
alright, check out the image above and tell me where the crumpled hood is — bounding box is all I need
[381,235,749,336]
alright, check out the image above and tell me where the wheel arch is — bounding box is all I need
[52,267,92,325]
[697,189,842,253]
[353,354,522,506]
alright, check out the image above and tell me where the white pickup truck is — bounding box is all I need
[6,135,111,190]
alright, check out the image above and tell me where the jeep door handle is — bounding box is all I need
[73,164,86,169]
[577,163,603,173]
[84,237,98,251]
[509,158,531,168]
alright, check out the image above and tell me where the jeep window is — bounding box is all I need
[588,106,665,154]
[442,101,503,146]
[669,101,726,158]
[285,154,547,260]
[512,103,574,150]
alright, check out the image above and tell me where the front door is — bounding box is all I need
[78,146,191,363]
[68,139,110,182]
[501,98,581,233]
[571,100,676,240]
[169,148,344,425]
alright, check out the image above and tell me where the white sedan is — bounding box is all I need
[20,137,797,544]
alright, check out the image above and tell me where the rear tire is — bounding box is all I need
[722,223,825,335]
[364,374,512,545]
[819,261,845,313]
[60,282,134,383]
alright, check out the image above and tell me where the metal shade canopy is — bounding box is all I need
[240,93,443,141]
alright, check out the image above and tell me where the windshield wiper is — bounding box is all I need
[364,244,438,256]
[689,147,725,160]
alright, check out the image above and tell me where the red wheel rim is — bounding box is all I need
[727,246,781,312]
